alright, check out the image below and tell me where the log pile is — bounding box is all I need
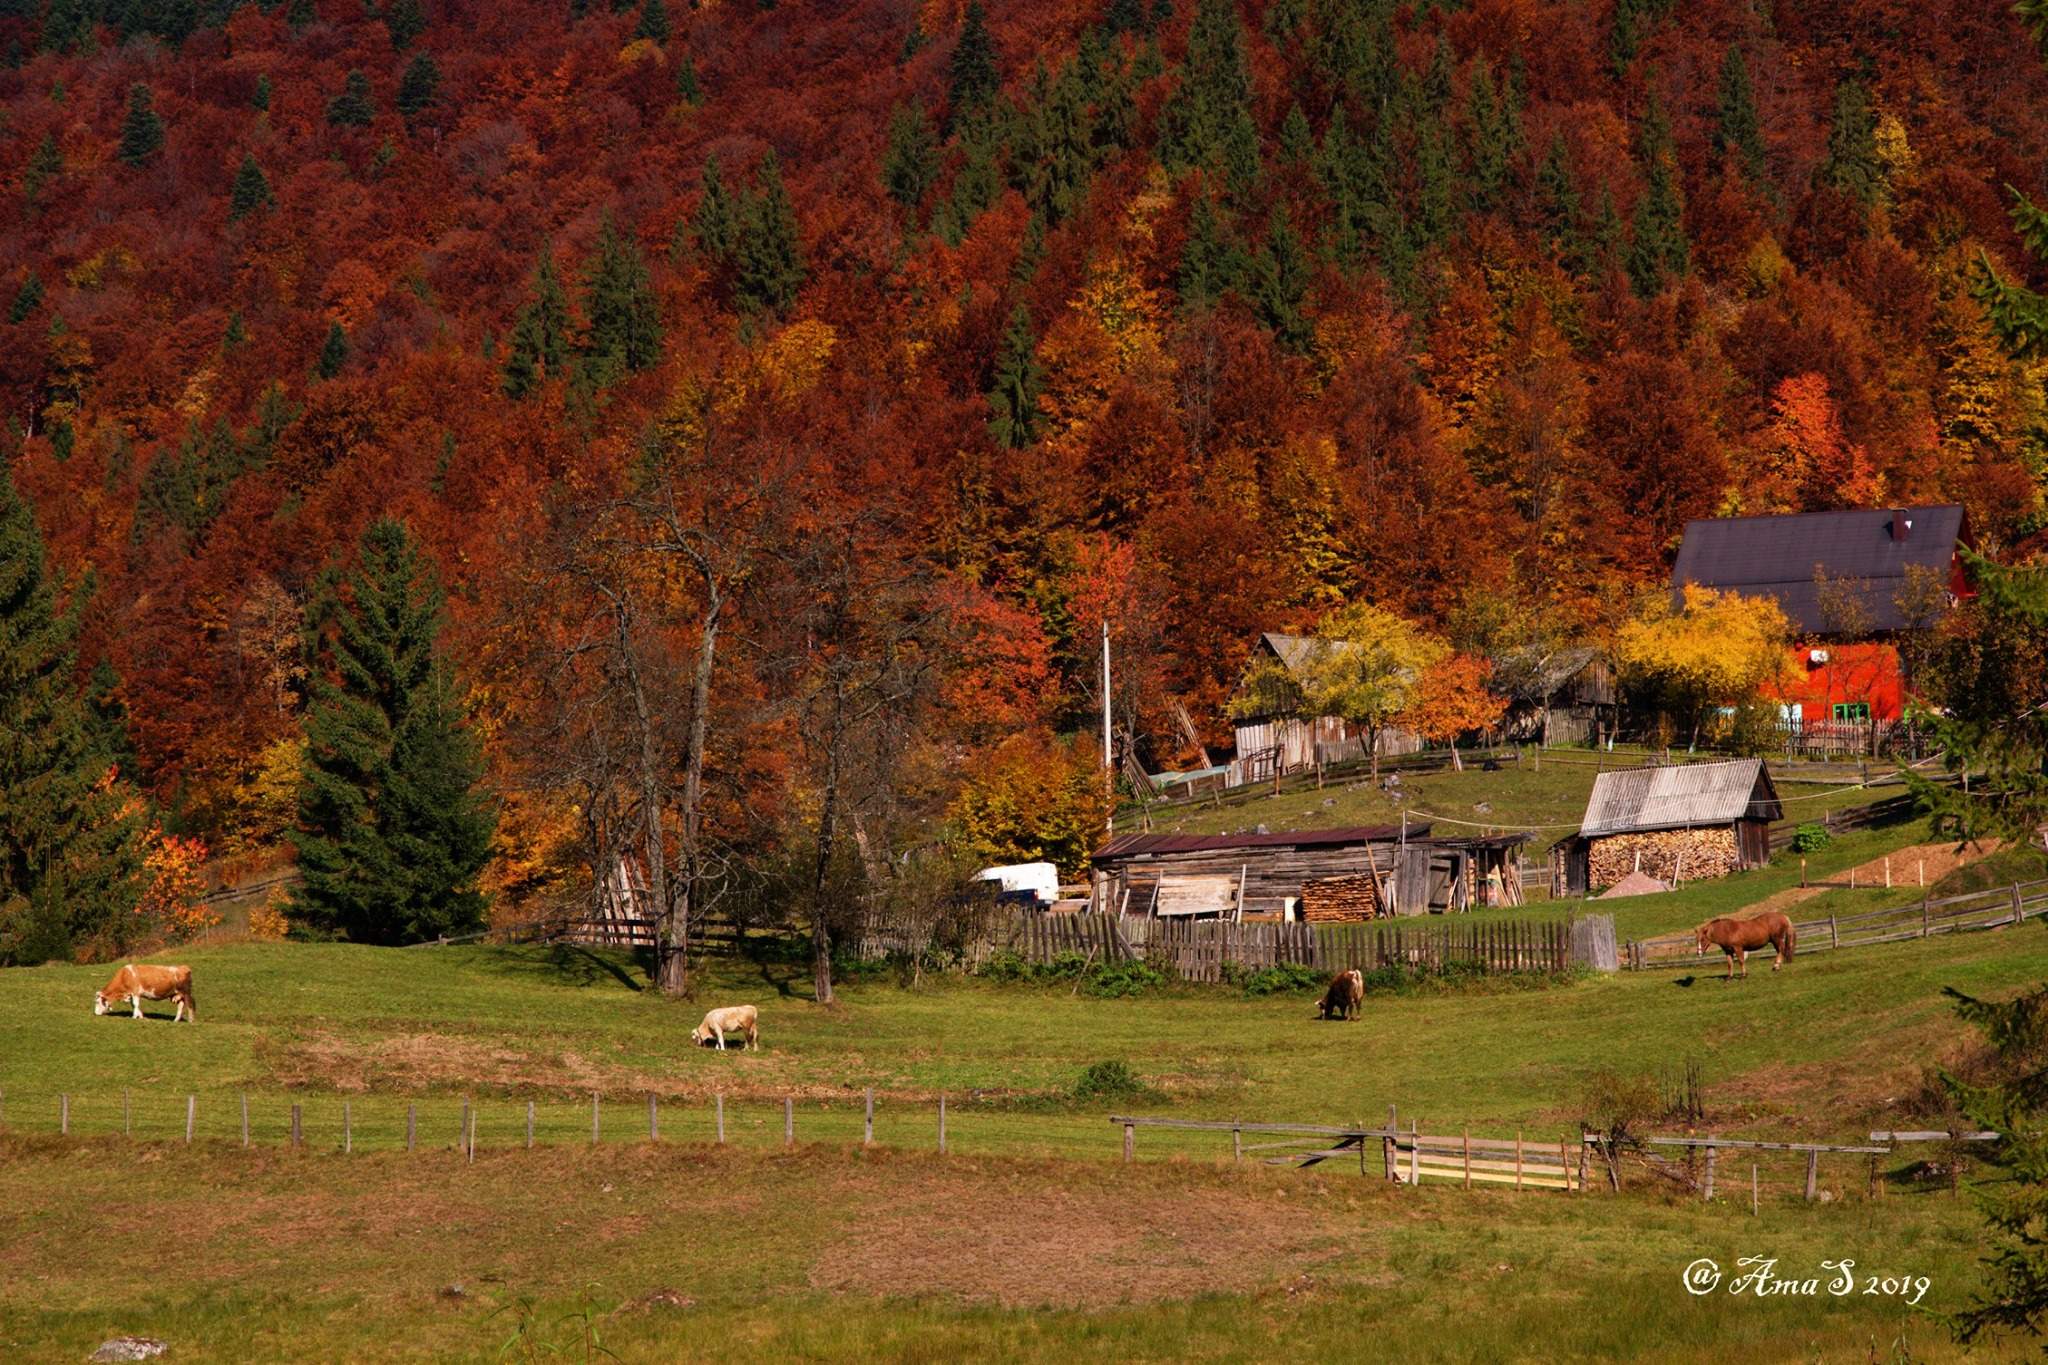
[1587,828,1738,890]
[1299,873,1384,922]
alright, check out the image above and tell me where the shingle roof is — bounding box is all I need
[1670,506,1966,634]
[1578,759,1781,838]
[1093,826,1417,862]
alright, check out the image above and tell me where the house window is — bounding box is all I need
[1832,702,1870,723]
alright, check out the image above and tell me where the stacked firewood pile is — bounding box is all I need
[1299,873,1385,922]
[1588,828,1738,889]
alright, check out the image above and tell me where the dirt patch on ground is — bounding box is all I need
[1739,840,2002,919]
[805,1164,1356,1307]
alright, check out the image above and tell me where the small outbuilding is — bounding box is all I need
[1091,826,1419,920]
[1550,758,1782,896]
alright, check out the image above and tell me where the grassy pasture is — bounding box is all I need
[6,830,2047,1360]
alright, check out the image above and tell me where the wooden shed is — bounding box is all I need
[1550,759,1782,896]
[1090,826,1420,921]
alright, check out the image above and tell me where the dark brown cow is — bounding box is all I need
[1318,968,1365,1020]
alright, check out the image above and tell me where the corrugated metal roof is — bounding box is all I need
[1578,759,1781,837]
[1670,505,1966,634]
[1092,825,1417,862]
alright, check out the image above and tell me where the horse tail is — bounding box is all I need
[1779,916,1796,961]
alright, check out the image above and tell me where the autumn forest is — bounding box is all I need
[4,0,2048,972]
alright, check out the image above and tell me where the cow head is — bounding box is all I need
[690,1022,711,1045]
[93,990,111,1015]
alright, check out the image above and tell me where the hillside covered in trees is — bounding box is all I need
[5,0,2048,956]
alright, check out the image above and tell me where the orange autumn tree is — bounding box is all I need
[136,828,217,945]
[1401,653,1507,769]
[948,732,1112,881]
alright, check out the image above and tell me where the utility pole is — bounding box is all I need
[1102,619,1114,837]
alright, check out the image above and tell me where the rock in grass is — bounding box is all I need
[91,1339,167,1362]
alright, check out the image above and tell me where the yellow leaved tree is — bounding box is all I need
[1614,586,1790,749]
[1230,602,1446,782]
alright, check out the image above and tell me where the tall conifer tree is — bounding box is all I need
[583,214,663,374]
[987,303,1044,449]
[0,466,144,965]
[288,520,494,945]
[1715,46,1768,187]
[502,248,572,398]
[736,152,806,315]
[118,84,164,165]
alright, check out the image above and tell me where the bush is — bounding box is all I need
[1080,958,1166,998]
[1791,823,1832,854]
[1071,1059,1146,1102]
[1241,961,1323,996]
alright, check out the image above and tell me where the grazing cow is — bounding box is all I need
[1695,912,1797,981]
[691,1004,759,1051]
[1318,968,1365,1021]
[94,964,197,1023]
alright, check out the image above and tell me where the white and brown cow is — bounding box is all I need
[94,963,197,1023]
[690,1004,758,1051]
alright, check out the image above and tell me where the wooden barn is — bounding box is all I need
[1090,826,1530,920]
[1549,759,1782,896]
[1226,632,1423,786]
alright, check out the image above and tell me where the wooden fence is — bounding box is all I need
[986,912,1591,979]
[1624,879,2048,969]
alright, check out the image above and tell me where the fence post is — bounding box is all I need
[1515,1130,1524,1192]
[784,1097,794,1146]
[526,1101,534,1150]
[184,1094,194,1143]
[241,1093,249,1149]
[1703,1139,1717,1201]
[1561,1138,1573,1194]
[938,1095,947,1155]
[591,1093,600,1146]
[1123,1122,1135,1163]
[1805,1149,1818,1202]
[1232,1119,1242,1163]
[60,1093,68,1136]
[343,1100,350,1154]
[1463,1128,1471,1190]
[2015,883,2026,927]
[123,1088,131,1139]
[647,1093,658,1143]
[1410,1121,1420,1185]
[468,1102,476,1162]
[291,1103,302,1148]
[864,1088,874,1146]
[1923,894,1931,938]
[406,1103,416,1152]
[1752,1164,1759,1216]
[1830,915,1839,949]
[1868,1152,1879,1200]
[716,1093,726,1145]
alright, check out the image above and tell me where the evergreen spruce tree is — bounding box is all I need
[634,0,669,43]
[735,152,807,315]
[1278,100,1314,168]
[1715,46,1768,187]
[1814,76,1881,207]
[582,214,663,375]
[384,0,426,49]
[252,73,271,111]
[1467,60,1523,211]
[881,102,940,212]
[689,155,740,266]
[326,70,376,127]
[1626,91,1688,295]
[1592,185,1625,272]
[396,52,440,123]
[1010,210,1045,285]
[1536,136,1583,265]
[316,321,349,378]
[1030,56,1099,222]
[9,273,43,324]
[118,84,164,166]
[288,519,495,946]
[223,311,247,348]
[1177,193,1244,310]
[675,51,702,105]
[23,132,61,205]
[1252,203,1312,352]
[1162,0,1261,198]
[987,303,1043,449]
[228,153,273,220]
[1976,189,2048,359]
[0,465,145,966]
[39,0,95,53]
[1104,0,1149,36]
[948,0,1000,120]
[502,249,572,399]
[83,657,139,784]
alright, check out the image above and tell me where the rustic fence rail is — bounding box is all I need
[1625,879,2048,970]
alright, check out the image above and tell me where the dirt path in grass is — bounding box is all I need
[1738,839,2003,919]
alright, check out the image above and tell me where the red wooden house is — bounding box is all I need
[1670,506,1971,728]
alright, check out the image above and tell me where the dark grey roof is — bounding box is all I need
[1670,506,1966,634]
[1578,759,1782,837]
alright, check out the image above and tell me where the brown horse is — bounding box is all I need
[1695,912,1796,980]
